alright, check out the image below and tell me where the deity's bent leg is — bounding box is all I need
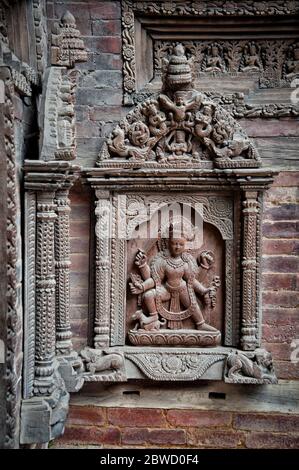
[143,286,170,315]
[179,287,205,327]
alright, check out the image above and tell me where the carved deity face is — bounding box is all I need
[175,96,184,107]
[211,46,218,56]
[169,237,186,256]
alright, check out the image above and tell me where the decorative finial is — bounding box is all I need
[51,11,88,67]
[164,43,193,90]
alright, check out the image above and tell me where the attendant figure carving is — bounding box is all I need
[129,221,221,346]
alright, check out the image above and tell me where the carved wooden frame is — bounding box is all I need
[87,165,276,384]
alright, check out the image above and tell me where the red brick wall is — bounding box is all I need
[69,182,92,352]
[53,405,299,448]
[261,171,299,380]
[46,0,123,167]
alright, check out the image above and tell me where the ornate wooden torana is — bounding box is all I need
[84,43,277,386]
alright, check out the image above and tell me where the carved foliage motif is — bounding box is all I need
[126,195,233,240]
[34,192,57,395]
[24,192,36,399]
[94,192,111,348]
[155,40,299,87]
[54,190,72,355]
[51,10,88,67]
[126,351,226,381]
[240,193,259,351]
[0,3,8,43]
[107,44,260,168]
[124,1,298,16]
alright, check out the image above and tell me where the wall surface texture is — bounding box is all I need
[48,0,298,448]
[0,0,298,449]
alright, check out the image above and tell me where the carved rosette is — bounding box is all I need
[34,192,57,395]
[54,189,72,355]
[240,192,259,351]
[94,191,111,348]
[122,0,136,105]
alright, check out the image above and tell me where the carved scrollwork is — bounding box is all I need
[125,1,298,17]
[126,351,226,381]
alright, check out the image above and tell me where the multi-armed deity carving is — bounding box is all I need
[128,220,221,346]
[103,43,260,168]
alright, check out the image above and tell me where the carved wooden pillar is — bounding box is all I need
[94,190,111,348]
[240,191,259,351]
[34,191,57,395]
[54,188,72,355]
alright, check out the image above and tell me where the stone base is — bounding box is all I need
[20,388,69,444]
[57,352,84,393]
[128,328,221,347]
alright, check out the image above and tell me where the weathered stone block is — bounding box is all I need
[108,408,167,427]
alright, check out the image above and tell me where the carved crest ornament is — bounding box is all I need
[101,44,260,169]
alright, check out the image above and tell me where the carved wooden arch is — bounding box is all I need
[126,195,233,240]
[97,43,260,170]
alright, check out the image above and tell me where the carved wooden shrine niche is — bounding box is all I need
[85,42,277,386]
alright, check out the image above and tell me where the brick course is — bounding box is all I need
[54,406,299,449]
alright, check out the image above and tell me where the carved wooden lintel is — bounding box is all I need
[121,0,299,103]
